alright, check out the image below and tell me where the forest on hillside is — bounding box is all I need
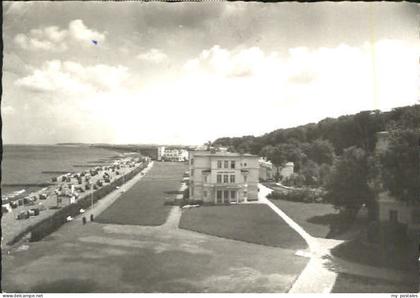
[213,104,420,213]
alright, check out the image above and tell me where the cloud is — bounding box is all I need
[180,40,418,137]
[3,52,28,75]
[68,19,106,43]
[288,71,317,85]
[15,60,129,93]
[4,2,34,16]
[14,31,68,52]
[14,19,106,51]
[184,45,278,78]
[136,49,168,63]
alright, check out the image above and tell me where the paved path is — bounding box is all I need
[257,183,415,293]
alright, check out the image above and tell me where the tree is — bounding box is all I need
[300,159,320,186]
[325,146,374,217]
[319,163,333,187]
[304,139,335,165]
[277,143,307,172]
[260,145,286,181]
[378,129,420,204]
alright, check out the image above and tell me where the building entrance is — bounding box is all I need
[215,189,238,204]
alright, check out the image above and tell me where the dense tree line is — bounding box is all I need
[214,105,420,156]
[213,105,420,215]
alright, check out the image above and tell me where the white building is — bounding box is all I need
[189,150,259,204]
[161,148,189,162]
[375,131,420,238]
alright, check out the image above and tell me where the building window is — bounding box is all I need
[231,161,236,169]
[244,162,247,167]
[217,190,222,203]
[217,161,222,169]
[244,175,247,183]
[217,174,222,183]
[191,158,194,165]
[230,175,235,183]
[223,175,229,183]
[204,191,207,198]
[204,175,208,183]
[224,160,229,168]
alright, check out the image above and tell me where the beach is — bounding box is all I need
[1,147,148,248]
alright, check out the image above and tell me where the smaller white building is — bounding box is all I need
[160,148,189,162]
[375,131,420,238]
[378,192,420,236]
[258,158,273,181]
[157,146,166,161]
[280,162,294,180]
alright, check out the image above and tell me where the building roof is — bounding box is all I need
[191,150,258,158]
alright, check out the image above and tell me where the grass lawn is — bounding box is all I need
[331,238,419,273]
[269,199,339,238]
[96,162,187,225]
[179,204,307,250]
[3,213,308,293]
[331,272,418,293]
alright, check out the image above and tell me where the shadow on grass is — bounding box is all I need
[331,272,419,293]
[331,239,419,273]
[306,213,342,226]
[306,213,354,238]
[29,278,98,293]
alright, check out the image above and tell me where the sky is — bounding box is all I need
[2,1,419,145]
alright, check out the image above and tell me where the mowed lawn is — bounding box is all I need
[3,214,308,293]
[179,204,307,250]
[269,199,338,238]
[96,162,187,225]
[331,273,418,293]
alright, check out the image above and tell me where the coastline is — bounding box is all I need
[1,156,150,249]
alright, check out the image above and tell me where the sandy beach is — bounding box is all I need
[1,156,148,248]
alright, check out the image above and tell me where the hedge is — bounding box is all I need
[7,161,149,245]
[266,188,326,204]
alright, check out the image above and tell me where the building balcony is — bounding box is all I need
[202,183,243,189]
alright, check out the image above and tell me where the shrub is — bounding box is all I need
[282,173,306,187]
[267,188,326,204]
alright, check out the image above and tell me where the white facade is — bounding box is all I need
[189,151,259,204]
[280,162,294,180]
[157,146,165,161]
[161,148,188,162]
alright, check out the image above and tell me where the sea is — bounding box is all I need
[1,145,121,199]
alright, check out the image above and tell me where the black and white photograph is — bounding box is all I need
[2,0,420,294]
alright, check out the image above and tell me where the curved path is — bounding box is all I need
[258,183,416,293]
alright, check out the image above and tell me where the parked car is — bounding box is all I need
[38,203,47,211]
[23,197,35,206]
[30,208,40,216]
[16,211,28,220]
